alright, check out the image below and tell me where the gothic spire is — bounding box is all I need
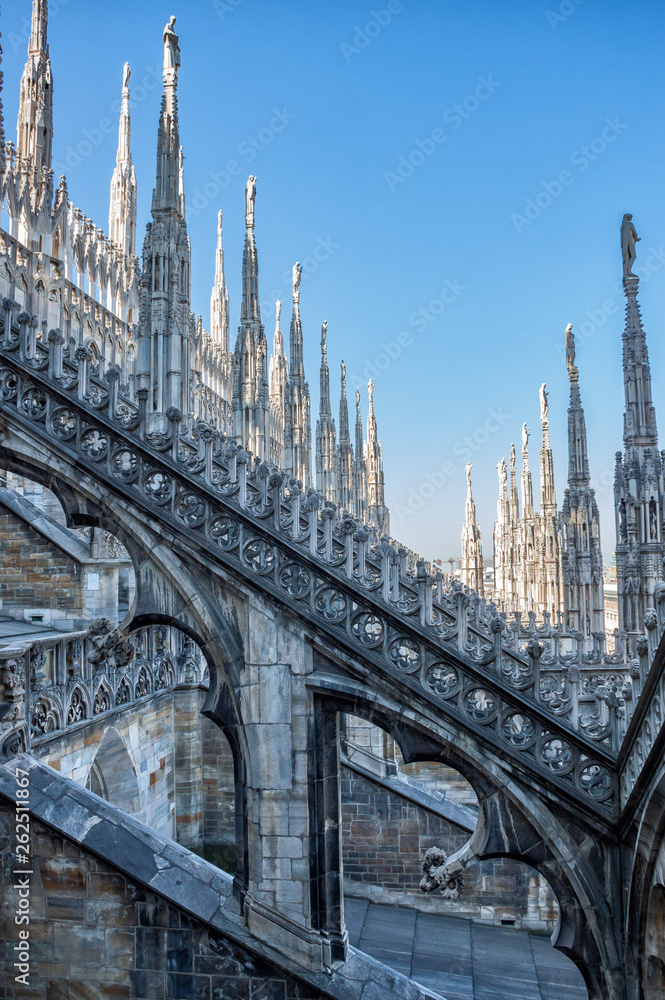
[16,0,53,174]
[137,17,191,417]
[339,361,350,446]
[354,387,368,522]
[355,386,364,459]
[240,175,260,326]
[509,442,520,524]
[367,379,377,445]
[336,361,354,511]
[496,457,509,528]
[273,299,285,359]
[269,299,288,415]
[109,62,137,258]
[284,260,311,485]
[152,16,183,216]
[232,175,267,458]
[565,324,590,487]
[210,209,230,354]
[316,322,337,500]
[620,214,658,452]
[289,262,305,382]
[521,424,534,519]
[461,462,484,595]
[561,322,604,641]
[614,214,663,635]
[319,321,331,418]
[539,384,556,512]
[365,380,389,534]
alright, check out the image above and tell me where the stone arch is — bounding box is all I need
[313,679,618,998]
[624,758,665,1000]
[644,882,665,999]
[86,726,140,814]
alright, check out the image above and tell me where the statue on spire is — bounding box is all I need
[123,62,131,90]
[321,321,327,351]
[245,175,256,227]
[522,422,529,452]
[465,461,473,489]
[275,299,282,327]
[621,213,640,278]
[539,383,549,421]
[565,322,575,371]
[163,16,180,80]
[292,261,303,302]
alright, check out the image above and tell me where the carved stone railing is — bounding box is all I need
[0,621,206,757]
[617,588,665,811]
[2,304,661,817]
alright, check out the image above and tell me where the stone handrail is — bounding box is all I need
[0,620,206,757]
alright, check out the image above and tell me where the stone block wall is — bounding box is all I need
[34,696,176,840]
[0,806,328,1000]
[31,688,238,868]
[200,694,236,852]
[341,766,558,932]
[0,507,84,616]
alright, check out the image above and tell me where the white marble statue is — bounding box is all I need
[565,323,575,370]
[539,383,549,421]
[163,17,180,78]
[621,213,640,277]
[245,176,256,224]
[522,422,529,451]
[292,261,302,300]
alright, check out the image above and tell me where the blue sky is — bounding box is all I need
[4,0,665,563]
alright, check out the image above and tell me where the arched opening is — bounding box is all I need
[0,470,136,625]
[645,883,665,999]
[86,727,140,814]
[339,714,587,998]
[191,712,237,874]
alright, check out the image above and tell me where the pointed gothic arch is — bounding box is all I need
[86,726,140,814]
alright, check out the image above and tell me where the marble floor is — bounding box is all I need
[344,898,589,1000]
